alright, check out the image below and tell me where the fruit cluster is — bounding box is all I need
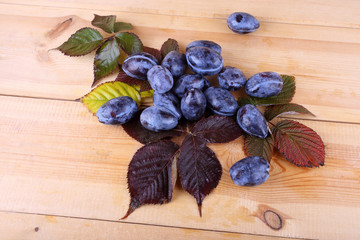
[97,33,284,186]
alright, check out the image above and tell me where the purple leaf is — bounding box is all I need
[122,140,179,219]
[192,115,243,143]
[177,134,222,216]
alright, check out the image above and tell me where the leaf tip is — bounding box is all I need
[198,203,202,217]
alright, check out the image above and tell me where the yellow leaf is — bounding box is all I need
[81,81,141,114]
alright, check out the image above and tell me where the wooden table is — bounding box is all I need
[0,1,359,239]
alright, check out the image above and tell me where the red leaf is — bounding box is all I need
[143,46,162,63]
[178,135,222,216]
[122,110,182,144]
[264,103,314,121]
[122,140,179,219]
[192,115,243,143]
[160,38,179,58]
[273,120,325,167]
[244,134,274,162]
[115,71,152,92]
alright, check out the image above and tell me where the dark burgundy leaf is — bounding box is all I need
[160,38,179,58]
[192,115,243,143]
[264,103,315,121]
[122,110,182,144]
[143,46,162,62]
[178,134,222,216]
[115,71,152,92]
[122,140,179,219]
[273,120,325,167]
[244,134,274,162]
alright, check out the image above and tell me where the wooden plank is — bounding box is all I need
[0,7,359,123]
[1,0,359,28]
[0,96,359,240]
[0,212,294,240]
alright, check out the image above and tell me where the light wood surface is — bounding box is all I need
[0,1,359,239]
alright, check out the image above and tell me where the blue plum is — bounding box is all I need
[173,74,210,98]
[218,66,247,91]
[186,40,222,54]
[181,88,206,121]
[236,104,268,138]
[96,96,138,125]
[140,106,178,132]
[161,50,187,78]
[147,65,174,93]
[122,52,158,80]
[245,72,283,98]
[153,91,182,120]
[227,12,260,34]
[186,46,224,76]
[229,156,270,186]
[204,87,238,116]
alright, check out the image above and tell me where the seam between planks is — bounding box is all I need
[0,1,358,30]
[0,210,317,240]
[1,93,359,126]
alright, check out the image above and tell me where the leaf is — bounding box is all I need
[143,46,162,63]
[91,14,116,33]
[93,38,120,86]
[264,103,315,121]
[114,22,133,32]
[56,27,103,56]
[122,110,182,144]
[115,32,143,55]
[273,120,325,167]
[244,134,274,162]
[238,75,296,106]
[80,81,141,114]
[122,140,179,219]
[178,135,222,216]
[160,38,179,58]
[115,71,152,92]
[192,115,243,143]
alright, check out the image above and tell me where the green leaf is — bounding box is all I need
[80,81,141,114]
[140,90,154,98]
[160,38,179,58]
[91,14,116,33]
[115,32,143,55]
[114,22,133,32]
[244,134,274,162]
[273,120,325,167]
[93,38,120,86]
[238,75,296,106]
[264,103,315,121]
[56,28,103,56]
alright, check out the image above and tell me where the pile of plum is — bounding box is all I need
[97,13,278,186]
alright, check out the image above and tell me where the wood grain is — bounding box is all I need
[1,0,359,28]
[0,96,359,239]
[0,212,298,240]
[0,5,359,123]
[0,1,359,239]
